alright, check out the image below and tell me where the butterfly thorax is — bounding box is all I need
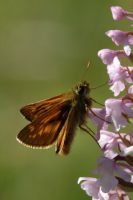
[72,81,92,125]
[73,81,91,105]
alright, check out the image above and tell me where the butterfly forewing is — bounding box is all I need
[20,93,68,122]
[17,93,72,148]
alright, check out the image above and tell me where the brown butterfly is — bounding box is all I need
[17,81,95,155]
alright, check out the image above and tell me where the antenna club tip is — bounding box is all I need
[87,61,91,69]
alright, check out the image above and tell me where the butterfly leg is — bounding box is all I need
[89,108,110,124]
[79,124,96,141]
[79,124,100,147]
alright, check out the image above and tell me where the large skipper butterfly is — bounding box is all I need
[17,81,95,155]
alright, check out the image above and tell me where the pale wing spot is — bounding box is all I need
[38,129,44,136]
[29,126,35,131]
[29,134,37,139]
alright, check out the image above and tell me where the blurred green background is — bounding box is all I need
[0,1,132,200]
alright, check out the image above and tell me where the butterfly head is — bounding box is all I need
[74,81,90,96]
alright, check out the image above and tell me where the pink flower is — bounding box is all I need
[111,6,133,21]
[78,177,121,200]
[94,157,118,192]
[89,108,110,139]
[128,85,133,94]
[107,58,133,96]
[105,99,133,131]
[78,157,132,199]
[99,130,122,159]
[78,177,100,199]
[107,189,130,200]
[107,58,125,96]
[99,130,132,159]
[106,30,133,55]
[78,176,130,200]
[120,146,133,156]
[98,49,126,65]
[94,157,132,190]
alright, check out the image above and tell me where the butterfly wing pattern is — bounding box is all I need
[17,93,78,154]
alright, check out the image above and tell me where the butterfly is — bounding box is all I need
[17,80,95,155]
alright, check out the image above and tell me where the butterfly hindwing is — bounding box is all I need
[56,104,79,155]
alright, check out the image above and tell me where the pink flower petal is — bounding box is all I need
[120,146,133,156]
[110,81,125,96]
[78,177,99,198]
[124,45,131,56]
[111,6,126,20]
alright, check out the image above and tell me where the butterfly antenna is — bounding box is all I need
[81,61,91,80]
[89,80,108,107]
[90,80,108,90]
